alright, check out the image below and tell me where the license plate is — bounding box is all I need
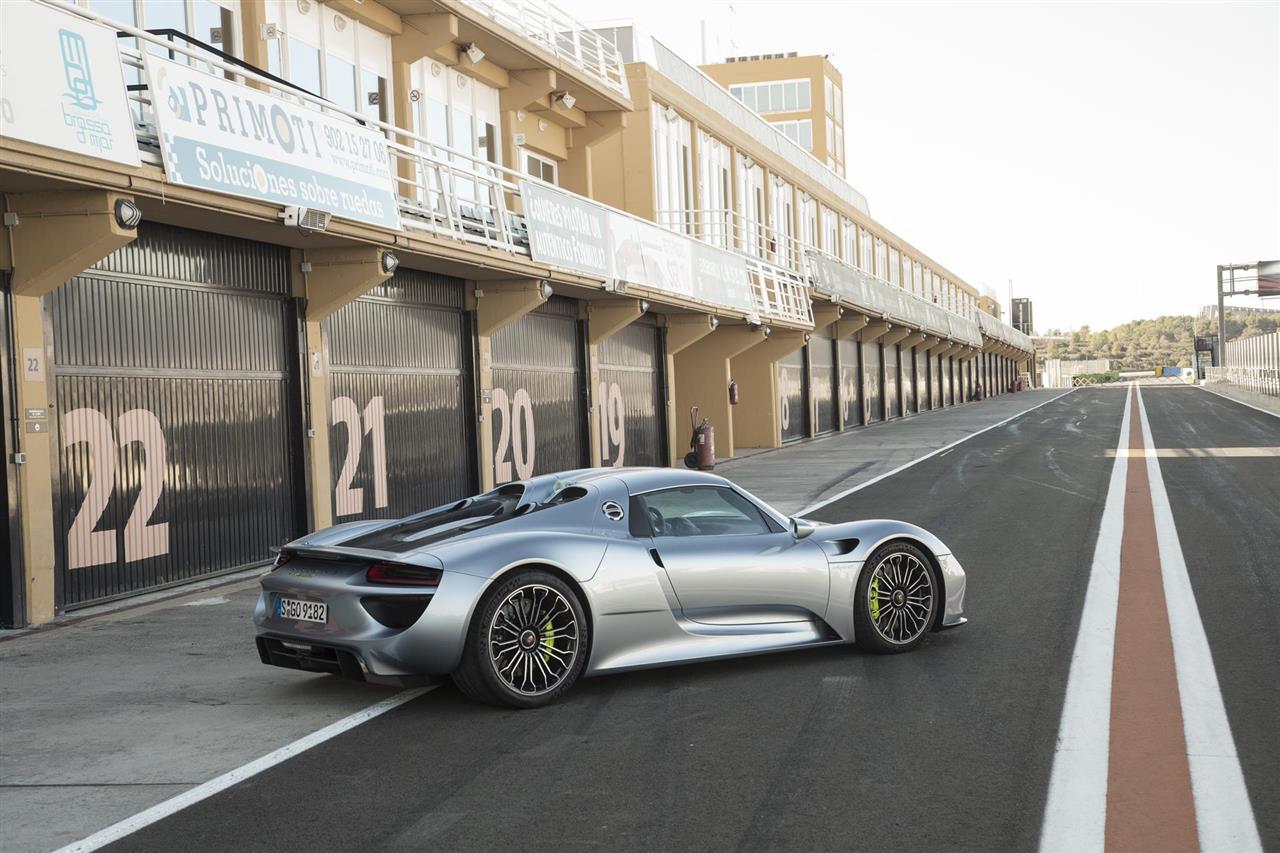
[275,597,327,624]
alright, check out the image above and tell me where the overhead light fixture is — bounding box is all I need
[113,198,143,230]
[663,105,679,122]
[553,91,576,111]
[803,333,811,343]
[708,316,720,330]
[763,325,773,338]
[462,42,484,64]
[538,280,553,300]
[281,205,331,233]
[639,300,650,314]
[380,250,399,275]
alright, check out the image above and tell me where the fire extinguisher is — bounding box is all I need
[684,406,716,470]
[728,380,739,405]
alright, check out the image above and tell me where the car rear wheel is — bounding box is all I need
[452,569,589,708]
[853,541,938,654]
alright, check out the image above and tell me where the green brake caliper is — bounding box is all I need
[870,575,881,621]
[540,618,555,662]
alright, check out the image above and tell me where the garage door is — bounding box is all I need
[884,342,900,419]
[779,347,807,442]
[944,356,954,406]
[901,346,916,415]
[932,352,944,408]
[916,349,930,411]
[863,340,883,423]
[809,331,837,435]
[491,296,588,484]
[597,316,665,467]
[51,224,298,608]
[326,269,473,521]
[839,337,860,429]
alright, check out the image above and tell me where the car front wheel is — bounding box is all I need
[853,541,938,654]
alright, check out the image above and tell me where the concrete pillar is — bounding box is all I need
[475,279,553,489]
[672,324,769,463]
[296,246,396,529]
[665,315,719,466]
[4,190,139,625]
[562,113,628,203]
[728,329,808,450]
[587,298,647,467]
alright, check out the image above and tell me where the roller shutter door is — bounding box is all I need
[779,347,807,442]
[491,296,588,483]
[901,346,916,414]
[325,269,473,521]
[884,343,900,419]
[838,337,861,429]
[944,356,954,406]
[597,317,665,467]
[932,353,943,409]
[809,331,837,435]
[863,340,883,423]
[916,350,929,411]
[51,224,298,608]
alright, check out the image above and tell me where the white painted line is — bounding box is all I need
[53,686,434,853]
[1038,385,1130,853]
[1196,383,1280,420]
[1135,386,1262,853]
[796,388,1076,517]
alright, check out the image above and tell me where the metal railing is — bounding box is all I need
[658,208,811,274]
[1206,366,1280,396]
[50,2,813,323]
[457,0,630,98]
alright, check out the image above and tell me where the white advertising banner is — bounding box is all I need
[521,180,756,316]
[144,52,400,229]
[0,0,140,166]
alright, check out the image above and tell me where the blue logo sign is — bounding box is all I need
[59,28,100,111]
[56,26,116,157]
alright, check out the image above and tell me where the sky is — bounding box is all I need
[562,0,1280,332]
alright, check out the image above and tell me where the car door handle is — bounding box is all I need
[648,548,665,568]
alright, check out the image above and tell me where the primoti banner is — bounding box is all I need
[0,0,140,166]
[144,52,400,230]
[522,180,756,316]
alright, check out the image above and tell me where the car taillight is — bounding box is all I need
[365,562,442,586]
[272,550,294,569]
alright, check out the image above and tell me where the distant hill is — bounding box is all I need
[1038,311,1277,370]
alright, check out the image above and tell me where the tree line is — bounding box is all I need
[1038,311,1278,370]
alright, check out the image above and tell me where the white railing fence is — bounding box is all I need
[456,0,630,98]
[1206,330,1280,397]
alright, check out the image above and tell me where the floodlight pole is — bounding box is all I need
[1217,264,1225,362]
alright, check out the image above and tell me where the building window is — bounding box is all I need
[728,79,812,114]
[841,218,856,264]
[770,177,796,268]
[799,195,818,252]
[914,261,923,296]
[875,238,888,280]
[822,207,838,258]
[859,227,874,273]
[698,130,733,248]
[521,149,558,185]
[90,0,240,78]
[265,0,390,123]
[770,119,813,151]
[653,102,694,233]
[889,247,900,286]
[737,158,766,257]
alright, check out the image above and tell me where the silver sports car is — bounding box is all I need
[255,468,966,708]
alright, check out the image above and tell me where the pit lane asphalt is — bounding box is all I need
[101,387,1278,852]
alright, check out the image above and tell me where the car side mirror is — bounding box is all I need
[790,517,817,540]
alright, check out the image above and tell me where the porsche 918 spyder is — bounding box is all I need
[255,468,966,708]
